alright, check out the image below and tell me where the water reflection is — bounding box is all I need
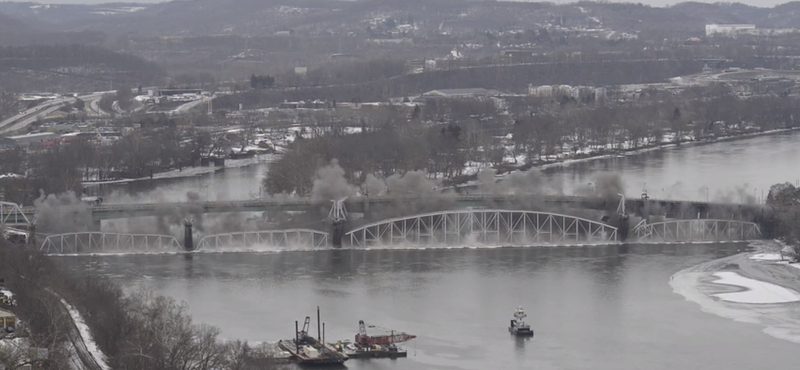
[515,335,532,352]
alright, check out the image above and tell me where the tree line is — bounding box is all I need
[214,59,702,110]
[264,85,800,196]
[0,123,239,204]
[0,245,283,370]
[0,44,165,88]
[765,182,800,260]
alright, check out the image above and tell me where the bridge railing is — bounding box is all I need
[196,229,330,250]
[345,209,618,248]
[632,219,762,242]
[39,232,182,254]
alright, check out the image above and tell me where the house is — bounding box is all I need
[7,132,59,148]
[0,308,15,333]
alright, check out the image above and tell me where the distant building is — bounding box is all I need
[157,88,203,97]
[294,67,308,77]
[528,84,553,97]
[421,88,502,99]
[705,24,756,37]
[1,309,16,332]
[7,132,59,148]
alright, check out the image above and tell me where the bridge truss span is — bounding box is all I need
[0,201,30,226]
[39,232,182,254]
[196,229,330,250]
[632,219,762,242]
[345,209,618,248]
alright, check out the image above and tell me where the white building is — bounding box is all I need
[705,24,756,37]
[528,85,553,97]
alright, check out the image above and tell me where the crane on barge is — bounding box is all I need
[355,320,416,347]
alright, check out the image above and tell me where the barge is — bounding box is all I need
[279,307,348,366]
[330,320,416,359]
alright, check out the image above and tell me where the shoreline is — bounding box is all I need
[523,126,800,173]
[670,240,800,344]
[82,126,799,190]
[453,126,800,189]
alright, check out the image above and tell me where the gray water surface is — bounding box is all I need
[57,243,800,370]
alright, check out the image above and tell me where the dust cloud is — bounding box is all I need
[33,190,93,233]
[311,159,356,201]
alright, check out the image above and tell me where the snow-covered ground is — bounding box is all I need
[749,253,785,261]
[711,272,800,304]
[59,298,110,370]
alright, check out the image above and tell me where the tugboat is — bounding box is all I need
[508,306,534,337]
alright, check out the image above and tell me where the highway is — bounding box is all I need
[0,91,109,135]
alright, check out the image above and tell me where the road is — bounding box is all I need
[88,96,109,117]
[0,92,109,135]
[169,95,213,115]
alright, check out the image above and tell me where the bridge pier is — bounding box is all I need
[329,198,347,248]
[184,219,194,251]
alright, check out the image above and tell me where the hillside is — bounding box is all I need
[0,44,165,92]
[2,0,794,38]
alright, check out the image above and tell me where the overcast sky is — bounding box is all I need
[0,0,789,8]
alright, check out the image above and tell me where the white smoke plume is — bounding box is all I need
[364,174,387,196]
[33,190,94,233]
[311,159,356,201]
[385,170,440,196]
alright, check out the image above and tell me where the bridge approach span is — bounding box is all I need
[631,219,762,243]
[345,209,618,248]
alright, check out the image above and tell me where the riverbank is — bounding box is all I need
[670,239,800,344]
[82,153,280,187]
[453,126,800,189]
[538,126,800,171]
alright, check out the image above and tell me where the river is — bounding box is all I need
[66,130,800,369]
[56,243,800,370]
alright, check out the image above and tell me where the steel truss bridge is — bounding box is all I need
[39,232,182,254]
[22,214,766,254]
[631,219,762,242]
[0,201,30,226]
[345,209,618,247]
[195,229,330,250]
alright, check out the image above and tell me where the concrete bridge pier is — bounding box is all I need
[184,219,194,251]
[329,199,347,248]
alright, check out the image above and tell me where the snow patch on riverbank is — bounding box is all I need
[749,253,785,261]
[711,271,800,304]
[670,240,800,344]
[59,298,110,370]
